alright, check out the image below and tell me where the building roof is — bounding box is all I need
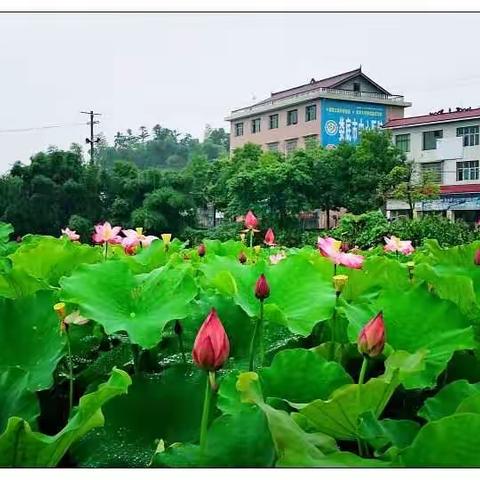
[250,67,392,108]
[384,107,480,129]
[440,184,480,195]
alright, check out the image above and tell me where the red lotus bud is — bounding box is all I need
[474,249,480,266]
[254,274,270,301]
[192,308,230,371]
[264,228,275,246]
[238,251,247,264]
[198,243,206,257]
[245,210,258,230]
[358,311,386,357]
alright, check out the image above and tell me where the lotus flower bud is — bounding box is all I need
[239,251,247,264]
[198,243,206,257]
[332,274,349,294]
[161,233,172,246]
[264,228,275,246]
[475,249,480,266]
[255,274,270,301]
[358,311,386,358]
[192,308,230,371]
[244,210,258,230]
[53,302,67,333]
[53,302,66,322]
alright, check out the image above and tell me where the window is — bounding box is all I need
[234,122,243,137]
[267,142,279,152]
[421,162,442,183]
[456,160,479,181]
[287,109,298,126]
[395,133,410,153]
[305,105,317,122]
[304,135,318,148]
[269,114,279,129]
[353,82,361,93]
[251,118,261,134]
[457,125,479,147]
[285,138,298,153]
[422,130,443,150]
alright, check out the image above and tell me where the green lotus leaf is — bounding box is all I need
[297,378,397,441]
[60,261,197,348]
[0,367,39,432]
[9,236,101,287]
[358,411,420,452]
[233,371,334,466]
[344,284,475,389]
[0,368,131,467]
[0,290,66,390]
[259,348,353,403]
[414,240,480,317]
[399,413,480,466]
[0,268,44,299]
[200,254,337,336]
[418,379,480,421]
[72,366,205,467]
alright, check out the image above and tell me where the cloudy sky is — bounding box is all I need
[0,13,479,172]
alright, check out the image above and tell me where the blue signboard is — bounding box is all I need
[321,99,386,149]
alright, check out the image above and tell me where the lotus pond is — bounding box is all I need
[1,221,480,467]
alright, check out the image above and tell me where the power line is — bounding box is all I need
[0,122,87,134]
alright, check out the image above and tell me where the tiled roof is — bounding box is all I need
[251,67,391,107]
[384,107,480,129]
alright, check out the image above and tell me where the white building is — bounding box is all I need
[383,107,480,224]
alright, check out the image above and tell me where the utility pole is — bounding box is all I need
[81,110,101,164]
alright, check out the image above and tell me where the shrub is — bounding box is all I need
[391,214,477,247]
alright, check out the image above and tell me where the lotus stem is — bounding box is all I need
[249,230,253,249]
[357,355,369,457]
[65,330,74,416]
[199,371,214,454]
[103,242,108,261]
[248,300,264,371]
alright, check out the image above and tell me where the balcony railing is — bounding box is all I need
[228,87,406,119]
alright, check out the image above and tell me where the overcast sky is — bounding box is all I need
[0,13,479,172]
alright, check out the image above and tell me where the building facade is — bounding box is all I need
[225,67,411,154]
[383,108,480,223]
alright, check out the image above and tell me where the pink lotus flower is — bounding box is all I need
[61,227,80,242]
[122,228,158,251]
[92,222,122,245]
[269,252,286,265]
[192,308,230,371]
[317,236,364,269]
[243,210,259,232]
[384,236,414,256]
[358,311,386,358]
[264,228,276,246]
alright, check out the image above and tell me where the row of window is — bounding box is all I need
[234,104,317,137]
[420,160,480,182]
[266,135,319,153]
[395,125,480,152]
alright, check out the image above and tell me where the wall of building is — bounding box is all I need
[391,119,480,187]
[230,100,321,152]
